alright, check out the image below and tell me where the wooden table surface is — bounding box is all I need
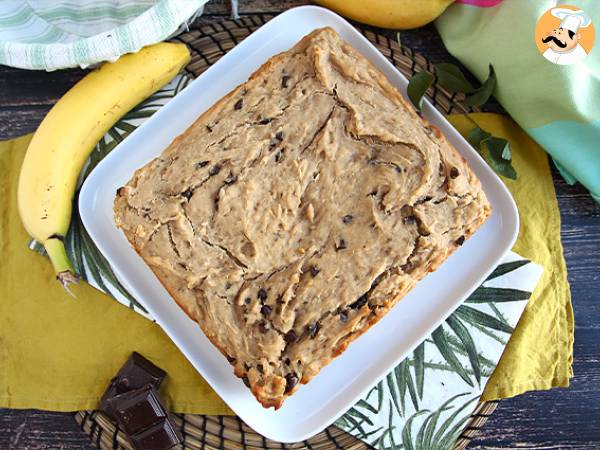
[1,1,599,449]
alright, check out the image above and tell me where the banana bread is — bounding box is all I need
[114,27,492,409]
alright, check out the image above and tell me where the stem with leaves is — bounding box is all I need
[400,34,517,180]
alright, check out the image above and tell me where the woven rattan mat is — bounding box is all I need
[74,14,494,450]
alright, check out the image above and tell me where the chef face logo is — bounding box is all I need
[535,5,595,65]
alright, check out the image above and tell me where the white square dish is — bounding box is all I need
[79,5,519,442]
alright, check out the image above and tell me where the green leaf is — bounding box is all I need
[484,136,517,180]
[356,399,379,416]
[395,361,407,413]
[466,286,531,304]
[402,411,428,450]
[432,396,478,448]
[486,260,529,281]
[413,343,425,399]
[445,315,481,384]
[421,394,469,450]
[415,410,434,450]
[388,401,400,450]
[407,71,435,111]
[346,406,375,426]
[435,63,475,94]
[455,305,514,334]
[339,412,369,438]
[431,327,474,387]
[404,358,420,411]
[464,64,496,107]
[466,126,491,150]
[387,372,403,416]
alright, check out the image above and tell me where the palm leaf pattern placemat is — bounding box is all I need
[29,18,543,449]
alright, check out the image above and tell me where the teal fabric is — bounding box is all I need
[528,118,600,199]
[436,0,600,202]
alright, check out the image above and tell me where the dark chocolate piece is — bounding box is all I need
[129,419,182,450]
[117,352,166,392]
[100,352,166,418]
[104,385,167,435]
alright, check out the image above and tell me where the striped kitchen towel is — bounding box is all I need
[0,0,208,70]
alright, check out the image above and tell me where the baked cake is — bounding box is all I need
[114,27,491,409]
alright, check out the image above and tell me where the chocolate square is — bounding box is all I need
[129,419,182,450]
[104,385,167,435]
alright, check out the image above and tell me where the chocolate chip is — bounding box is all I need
[244,363,251,371]
[225,173,237,184]
[244,297,251,305]
[242,376,250,387]
[224,282,231,290]
[307,322,320,338]
[258,321,268,333]
[275,148,285,163]
[350,294,368,309]
[339,311,349,323]
[284,373,298,393]
[369,190,378,197]
[310,266,320,277]
[403,215,417,225]
[335,239,347,251]
[260,305,272,316]
[181,189,193,200]
[257,288,267,301]
[450,167,460,179]
[116,187,125,196]
[208,165,221,176]
[455,235,465,246]
[275,131,284,141]
[400,205,413,217]
[284,330,298,343]
[257,364,264,374]
[395,166,403,173]
[226,355,236,364]
[234,99,243,110]
[196,160,209,169]
[342,215,353,224]
[439,162,445,175]
[282,75,291,88]
[284,358,291,365]
[259,118,272,125]
[206,125,213,133]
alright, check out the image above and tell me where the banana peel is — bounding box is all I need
[17,43,190,291]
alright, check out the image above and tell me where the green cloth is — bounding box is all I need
[436,0,600,202]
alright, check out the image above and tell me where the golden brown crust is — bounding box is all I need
[113,27,491,409]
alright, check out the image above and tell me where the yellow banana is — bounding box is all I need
[316,0,455,29]
[18,42,190,290]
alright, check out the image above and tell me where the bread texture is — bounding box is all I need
[114,27,491,409]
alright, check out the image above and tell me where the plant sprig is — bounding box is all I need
[403,53,517,180]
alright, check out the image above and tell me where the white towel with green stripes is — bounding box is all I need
[0,0,209,71]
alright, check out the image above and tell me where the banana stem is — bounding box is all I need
[44,237,79,295]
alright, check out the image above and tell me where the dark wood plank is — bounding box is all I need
[0,410,94,449]
[1,2,599,449]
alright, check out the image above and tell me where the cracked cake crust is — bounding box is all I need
[113,28,491,409]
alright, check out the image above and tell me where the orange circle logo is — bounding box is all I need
[535,5,595,65]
